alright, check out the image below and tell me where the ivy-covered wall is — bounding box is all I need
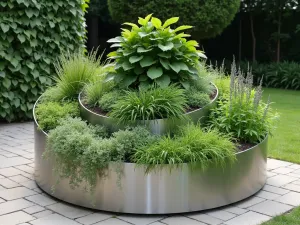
[0,0,88,121]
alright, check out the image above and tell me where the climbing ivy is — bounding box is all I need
[0,0,89,121]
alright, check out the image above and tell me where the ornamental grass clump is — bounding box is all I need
[209,61,279,144]
[109,85,187,122]
[106,14,207,90]
[133,124,236,171]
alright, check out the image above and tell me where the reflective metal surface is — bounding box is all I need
[79,85,219,135]
[34,101,267,214]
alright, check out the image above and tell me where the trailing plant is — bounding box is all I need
[35,101,80,132]
[209,62,279,143]
[46,117,156,192]
[107,0,240,39]
[109,85,187,122]
[239,61,300,90]
[0,0,88,121]
[54,50,112,101]
[106,14,207,90]
[133,124,236,170]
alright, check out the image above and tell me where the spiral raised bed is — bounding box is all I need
[34,97,267,214]
[79,84,219,135]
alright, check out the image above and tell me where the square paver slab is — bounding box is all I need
[262,184,290,195]
[224,211,271,225]
[117,215,164,225]
[47,203,92,219]
[255,190,281,200]
[26,194,56,206]
[272,167,295,175]
[0,187,36,200]
[94,218,131,225]
[0,178,20,188]
[0,157,31,168]
[75,213,113,225]
[234,196,265,209]
[0,198,34,215]
[31,213,81,225]
[249,200,293,216]
[187,213,223,225]
[0,167,22,177]
[161,216,206,225]
[267,159,292,170]
[206,209,236,221]
[266,175,298,187]
[275,192,300,206]
[0,211,35,225]
[223,206,248,215]
[282,183,300,192]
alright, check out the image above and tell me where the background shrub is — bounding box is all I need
[107,0,240,39]
[0,0,88,121]
[239,61,300,90]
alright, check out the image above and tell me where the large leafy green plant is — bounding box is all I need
[107,14,206,90]
[0,0,88,121]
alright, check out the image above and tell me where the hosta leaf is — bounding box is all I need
[140,56,156,67]
[139,74,148,81]
[129,55,143,64]
[25,9,34,18]
[158,42,174,51]
[13,99,20,107]
[2,78,11,89]
[159,58,170,70]
[137,47,152,53]
[107,36,123,43]
[121,75,137,87]
[27,62,35,70]
[170,62,188,73]
[110,43,122,48]
[147,66,163,79]
[158,52,171,58]
[10,58,19,68]
[156,75,170,88]
[2,102,10,109]
[20,84,29,92]
[24,46,32,55]
[151,17,162,28]
[17,34,26,43]
[122,61,134,71]
[32,70,39,78]
[180,80,190,89]
[197,51,207,59]
[163,17,179,28]
[134,67,144,75]
[139,81,151,90]
[0,71,5,78]
[174,25,193,33]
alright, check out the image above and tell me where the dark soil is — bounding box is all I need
[236,142,256,152]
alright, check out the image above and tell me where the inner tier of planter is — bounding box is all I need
[33,100,268,214]
[78,84,219,135]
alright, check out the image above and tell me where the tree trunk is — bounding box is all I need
[250,13,256,62]
[87,15,99,51]
[238,16,242,62]
[276,10,282,63]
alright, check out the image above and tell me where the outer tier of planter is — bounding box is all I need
[78,84,219,135]
[33,99,268,214]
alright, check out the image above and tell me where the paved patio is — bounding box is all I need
[0,123,300,225]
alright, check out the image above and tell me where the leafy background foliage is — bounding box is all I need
[0,0,88,121]
[107,0,240,39]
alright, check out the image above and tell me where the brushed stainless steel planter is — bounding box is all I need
[78,85,219,135]
[34,100,267,214]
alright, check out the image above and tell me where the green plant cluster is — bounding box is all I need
[209,62,279,143]
[35,101,79,132]
[240,61,300,90]
[0,0,88,121]
[107,14,207,90]
[109,85,187,121]
[134,124,236,171]
[107,0,240,39]
[46,117,156,191]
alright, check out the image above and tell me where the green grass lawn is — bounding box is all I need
[260,88,300,225]
[262,88,300,164]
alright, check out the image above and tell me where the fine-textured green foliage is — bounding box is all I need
[240,61,300,90]
[107,0,240,39]
[98,90,123,112]
[54,50,112,101]
[35,101,80,132]
[110,85,187,121]
[46,117,155,191]
[0,0,88,121]
[262,205,300,225]
[133,124,236,170]
[209,62,279,143]
[107,14,207,90]
[185,88,210,108]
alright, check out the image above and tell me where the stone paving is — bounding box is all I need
[0,122,300,225]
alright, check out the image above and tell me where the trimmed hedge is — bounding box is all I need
[107,0,240,39]
[240,61,300,90]
[0,0,88,121]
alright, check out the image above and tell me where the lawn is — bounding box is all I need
[262,88,300,164]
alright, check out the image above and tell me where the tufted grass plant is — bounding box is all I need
[54,50,113,101]
[133,124,236,171]
[110,85,187,122]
